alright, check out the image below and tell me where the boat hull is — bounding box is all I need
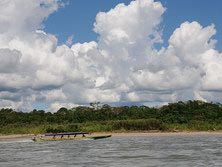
[32,135,111,142]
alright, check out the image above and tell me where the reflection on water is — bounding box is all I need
[0,134,222,167]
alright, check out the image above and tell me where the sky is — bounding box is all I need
[44,0,222,51]
[0,0,222,112]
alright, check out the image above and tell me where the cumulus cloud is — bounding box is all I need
[0,0,61,36]
[0,0,221,112]
[0,48,21,73]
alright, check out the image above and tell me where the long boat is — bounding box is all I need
[32,132,112,142]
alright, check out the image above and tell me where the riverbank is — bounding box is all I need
[0,134,33,141]
[94,131,222,137]
[1,131,222,141]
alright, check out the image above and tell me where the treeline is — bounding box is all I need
[0,100,222,134]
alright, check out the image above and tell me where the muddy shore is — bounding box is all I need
[1,131,222,141]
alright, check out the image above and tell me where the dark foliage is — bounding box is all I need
[0,100,222,134]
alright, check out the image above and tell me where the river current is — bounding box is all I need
[0,134,221,167]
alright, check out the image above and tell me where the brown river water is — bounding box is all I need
[0,134,221,167]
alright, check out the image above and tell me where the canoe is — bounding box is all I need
[32,132,111,142]
[87,135,112,140]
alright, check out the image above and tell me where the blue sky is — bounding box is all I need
[44,0,222,51]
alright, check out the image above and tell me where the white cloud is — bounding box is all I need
[0,0,221,112]
[0,0,61,36]
[0,48,21,73]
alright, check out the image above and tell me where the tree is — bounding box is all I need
[90,102,101,110]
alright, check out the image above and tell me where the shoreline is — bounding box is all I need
[94,131,222,137]
[0,134,33,141]
[1,131,222,141]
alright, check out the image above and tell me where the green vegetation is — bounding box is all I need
[0,100,222,134]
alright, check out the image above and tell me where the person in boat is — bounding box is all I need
[32,135,37,141]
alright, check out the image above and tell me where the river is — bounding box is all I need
[0,134,221,167]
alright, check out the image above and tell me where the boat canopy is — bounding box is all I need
[44,132,89,136]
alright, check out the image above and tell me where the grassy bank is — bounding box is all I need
[1,119,222,135]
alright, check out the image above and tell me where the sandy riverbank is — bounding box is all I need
[1,131,222,141]
[93,131,222,137]
[0,134,33,141]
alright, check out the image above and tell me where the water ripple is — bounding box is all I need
[0,134,221,167]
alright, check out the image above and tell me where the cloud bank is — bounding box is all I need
[0,0,221,112]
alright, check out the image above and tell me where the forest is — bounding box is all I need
[0,100,222,134]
